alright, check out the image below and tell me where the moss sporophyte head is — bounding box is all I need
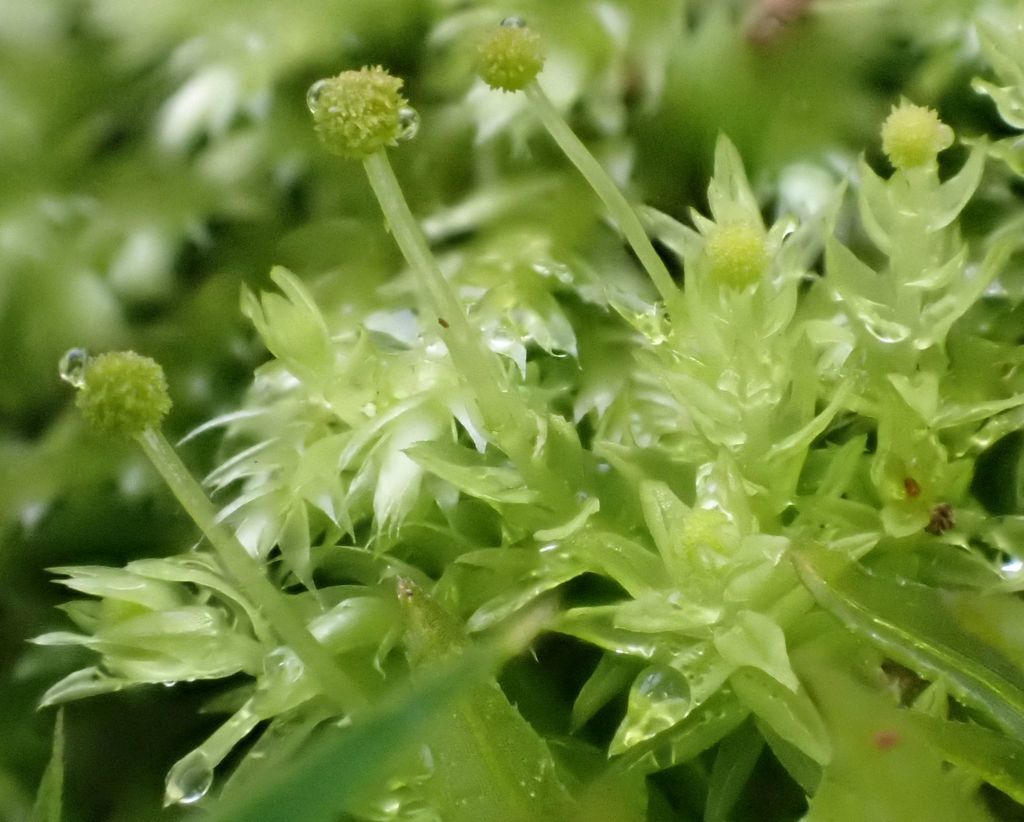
[61,349,171,437]
[307,66,416,158]
[478,18,545,92]
[880,101,954,170]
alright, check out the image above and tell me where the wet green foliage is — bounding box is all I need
[5,1,1024,820]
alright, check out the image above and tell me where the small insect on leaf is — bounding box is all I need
[926,504,955,535]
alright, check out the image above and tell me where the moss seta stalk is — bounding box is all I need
[523,82,677,306]
[136,427,365,713]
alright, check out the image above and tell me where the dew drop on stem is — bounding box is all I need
[164,749,213,806]
[59,348,90,388]
[501,15,527,28]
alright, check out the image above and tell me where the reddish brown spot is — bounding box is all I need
[746,0,815,45]
[873,729,901,751]
[437,317,449,328]
[925,503,954,535]
[903,477,921,498]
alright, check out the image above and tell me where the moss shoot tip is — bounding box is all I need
[704,224,768,290]
[881,101,953,170]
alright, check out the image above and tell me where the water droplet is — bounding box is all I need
[501,15,527,28]
[306,79,329,115]
[59,348,90,388]
[397,107,420,142]
[164,749,213,806]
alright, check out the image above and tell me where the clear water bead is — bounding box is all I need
[164,749,213,806]
[59,348,90,388]
[306,78,329,115]
[501,15,527,28]
[397,107,420,142]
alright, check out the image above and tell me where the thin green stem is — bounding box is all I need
[363,151,520,435]
[362,151,578,514]
[136,428,365,713]
[524,82,677,305]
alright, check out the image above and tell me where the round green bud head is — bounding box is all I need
[880,101,953,170]
[308,66,408,159]
[478,21,544,92]
[75,351,171,437]
[704,224,768,289]
[682,509,730,555]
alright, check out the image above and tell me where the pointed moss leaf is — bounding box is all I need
[48,566,184,610]
[612,592,721,635]
[825,241,911,347]
[756,721,822,796]
[30,710,63,822]
[241,267,332,386]
[277,501,312,590]
[888,372,940,423]
[856,157,898,253]
[128,555,274,645]
[803,666,990,822]
[976,17,1024,89]
[926,140,987,231]
[612,690,748,776]
[639,480,690,580]
[704,719,764,822]
[707,135,762,227]
[918,236,1015,349]
[730,667,830,765]
[211,646,502,822]
[405,440,537,505]
[975,79,1024,130]
[714,611,799,692]
[38,667,126,708]
[571,655,638,732]
[398,582,577,821]
[562,531,665,597]
[533,496,600,541]
[910,713,1024,805]
[610,641,736,754]
[309,596,399,656]
[794,547,1024,738]
[610,665,693,754]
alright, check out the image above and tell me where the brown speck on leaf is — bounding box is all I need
[745,0,815,45]
[438,317,449,328]
[873,729,901,751]
[903,477,921,498]
[395,576,417,602]
[925,503,954,535]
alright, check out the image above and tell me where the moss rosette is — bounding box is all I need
[76,351,171,437]
[704,224,769,290]
[478,25,545,92]
[881,102,954,170]
[311,66,407,159]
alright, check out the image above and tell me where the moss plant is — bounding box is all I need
[19,5,1024,822]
